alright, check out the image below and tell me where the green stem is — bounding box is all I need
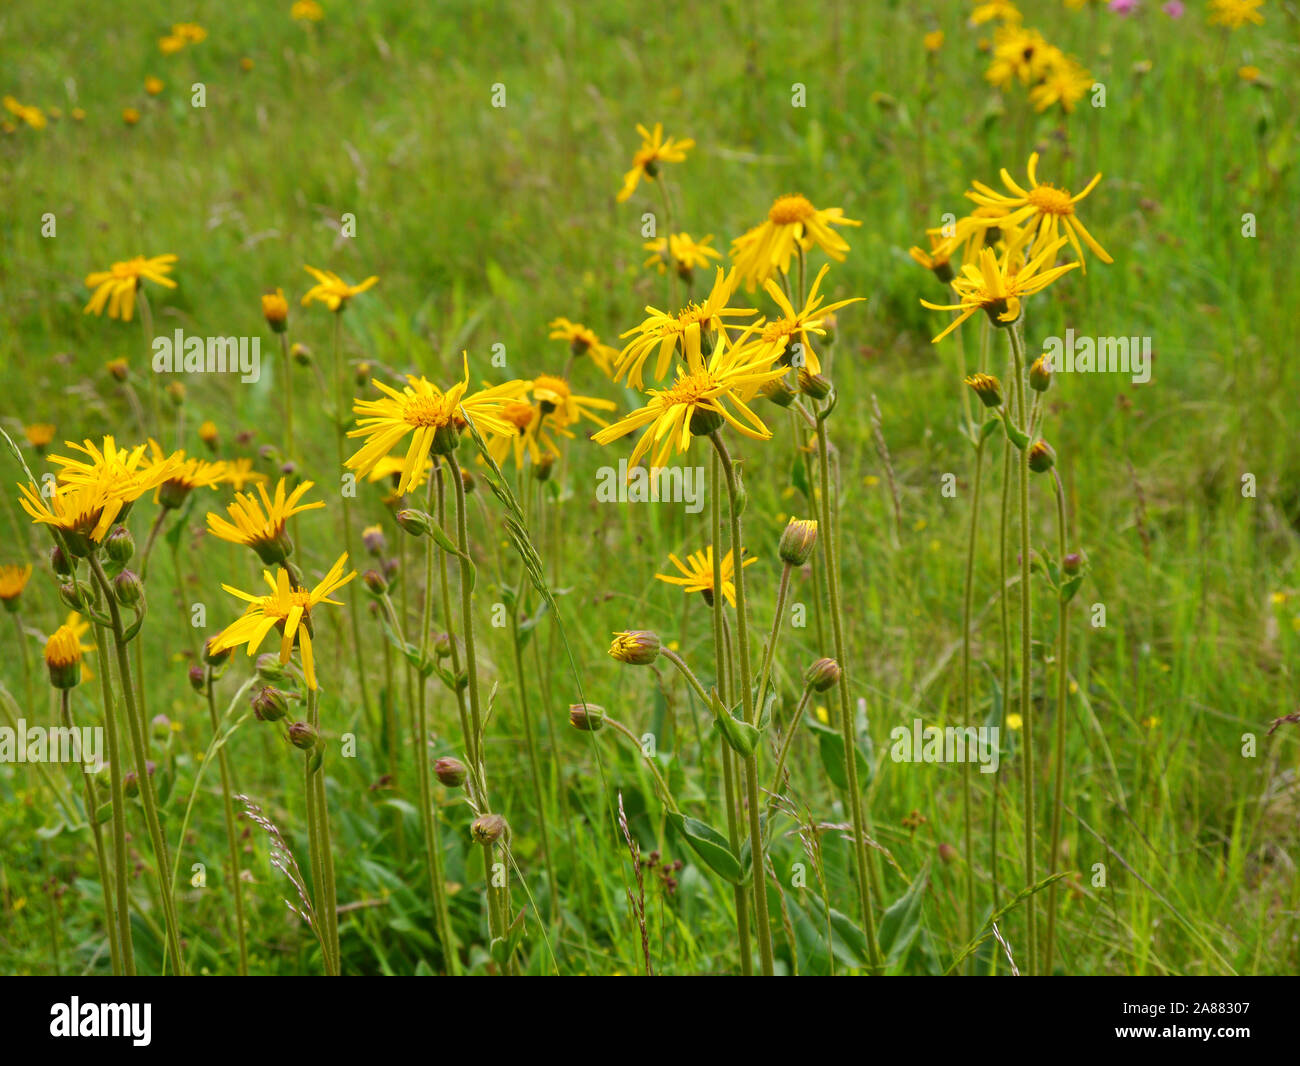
[91,618,134,974]
[1044,470,1070,975]
[765,683,815,817]
[755,563,793,712]
[204,670,248,975]
[960,433,987,958]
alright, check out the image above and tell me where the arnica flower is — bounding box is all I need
[222,457,267,492]
[967,152,1113,269]
[198,420,219,450]
[643,233,722,280]
[145,76,164,96]
[0,563,33,610]
[1029,59,1094,114]
[262,288,289,331]
[122,108,141,126]
[547,317,619,376]
[301,266,378,312]
[3,96,47,130]
[730,195,862,290]
[921,238,1078,343]
[530,375,616,430]
[778,518,818,566]
[210,554,356,690]
[747,263,863,376]
[965,372,1004,408]
[608,630,661,665]
[49,436,182,509]
[594,332,786,470]
[346,356,530,495]
[172,22,207,43]
[19,481,123,553]
[83,254,178,322]
[615,267,755,389]
[1208,0,1264,29]
[970,0,1022,25]
[923,30,945,52]
[909,230,956,283]
[365,454,436,495]
[485,402,559,470]
[144,441,227,510]
[616,123,695,204]
[292,0,326,22]
[655,545,756,609]
[158,34,186,55]
[206,477,325,564]
[985,26,1060,89]
[44,624,87,690]
[23,424,56,453]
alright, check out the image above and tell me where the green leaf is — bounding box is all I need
[667,812,744,884]
[806,715,871,790]
[877,861,930,972]
[490,906,527,968]
[710,688,759,757]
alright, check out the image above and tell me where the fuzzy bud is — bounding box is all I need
[569,702,605,732]
[608,630,660,665]
[779,517,818,566]
[805,657,841,693]
[434,756,467,788]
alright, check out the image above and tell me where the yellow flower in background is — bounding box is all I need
[923,30,945,52]
[301,266,378,312]
[970,0,1022,24]
[3,95,47,130]
[122,107,140,126]
[644,233,722,278]
[198,420,219,448]
[83,254,178,321]
[616,122,694,203]
[530,374,616,430]
[1006,712,1023,731]
[172,23,207,43]
[143,441,227,508]
[1029,60,1093,114]
[547,318,619,375]
[1208,0,1264,29]
[485,401,559,470]
[346,356,530,495]
[145,76,164,96]
[23,424,56,452]
[206,477,324,563]
[221,457,267,492]
[292,0,326,21]
[594,331,786,470]
[1238,65,1262,82]
[985,26,1059,89]
[747,263,864,376]
[967,153,1112,268]
[921,238,1078,342]
[615,267,755,389]
[0,563,33,606]
[18,480,124,548]
[909,229,957,280]
[730,195,861,290]
[655,545,756,609]
[211,554,356,690]
[158,34,186,55]
[262,288,290,330]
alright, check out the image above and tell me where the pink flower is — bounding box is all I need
[1161,0,1184,16]
[1110,0,1138,14]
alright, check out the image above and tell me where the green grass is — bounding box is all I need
[0,0,1297,975]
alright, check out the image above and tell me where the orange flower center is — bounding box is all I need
[768,194,816,226]
[402,394,454,428]
[663,371,715,405]
[1027,184,1074,216]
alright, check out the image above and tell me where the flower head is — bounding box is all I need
[747,263,863,375]
[1208,0,1264,28]
[210,554,356,689]
[617,123,694,203]
[206,477,325,564]
[45,624,88,689]
[222,458,267,492]
[547,317,619,375]
[83,255,178,321]
[144,441,227,509]
[301,266,378,312]
[23,424,56,453]
[262,288,289,331]
[530,374,616,429]
[730,195,861,290]
[0,563,33,608]
[644,233,722,280]
[655,545,755,608]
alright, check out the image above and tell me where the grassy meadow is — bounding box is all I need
[0,0,1297,977]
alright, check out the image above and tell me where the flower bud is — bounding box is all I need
[112,569,145,607]
[1063,552,1083,575]
[608,630,660,665]
[291,342,312,366]
[797,368,832,400]
[430,422,462,456]
[59,580,97,612]
[187,664,206,692]
[203,637,232,667]
[687,408,724,436]
[779,518,818,566]
[355,362,371,387]
[50,544,72,577]
[199,420,219,451]
[760,375,796,408]
[460,467,475,494]
[252,686,289,722]
[805,657,841,692]
[395,508,434,537]
[362,525,386,556]
[1028,439,1056,474]
[288,720,318,750]
[964,372,1003,409]
[470,813,507,845]
[937,842,958,865]
[262,290,289,332]
[363,569,388,595]
[432,632,453,659]
[104,525,135,564]
[151,714,172,739]
[434,756,467,788]
[166,381,186,407]
[532,454,555,482]
[43,625,84,690]
[569,702,605,732]
[255,653,292,685]
[107,358,129,382]
[1029,355,1052,393]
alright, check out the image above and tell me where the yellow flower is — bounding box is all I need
[145,76,165,96]
[909,229,957,280]
[655,545,756,609]
[211,554,356,690]
[1238,65,1262,82]
[262,288,289,330]
[301,266,378,312]
[530,374,616,429]
[18,480,124,549]
[643,233,722,278]
[547,318,619,375]
[615,267,755,389]
[71,108,85,122]
[966,152,1112,269]
[172,22,207,43]
[143,441,227,508]
[206,477,324,564]
[985,26,1058,89]
[970,1,1022,24]
[730,195,861,290]
[1006,712,1023,731]
[3,96,46,130]
[198,420,219,447]
[122,107,140,126]
[0,563,33,605]
[746,263,863,376]
[920,238,1078,342]
[616,123,694,203]
[49,436,181,505]
[484,402,560,470]
[346,356,530,495]
[23,424,56,452]
[593,332,786,470]
[83,254,178,321]
[292,0,325,21]
[44,624,88,689]
[1029,60,1093,114]
[158,34,186,55]
[221,457,267,492]
[923,30,945,52]
[1208,0,1264,29]
[365,454,436,491]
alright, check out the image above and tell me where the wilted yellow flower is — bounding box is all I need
[301,266,378,312]
[730,195,861,290]
[83,254,177,321]
[616,122,694,203]
[655,545,756,608]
